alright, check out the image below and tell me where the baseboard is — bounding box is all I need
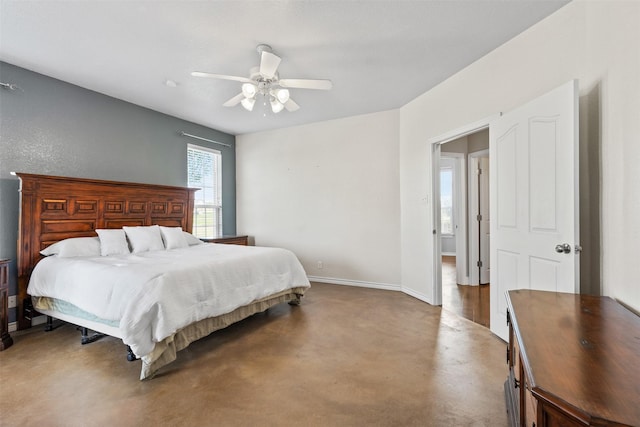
[307,276,401,292]
[8,322,17,333]
[400,287,434,305]
[441,252,456,257]
[306,276,443,306]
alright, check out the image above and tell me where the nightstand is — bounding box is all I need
[201,235,249,246]
[0,259,13,351]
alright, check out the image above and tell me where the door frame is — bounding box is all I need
[429,115,498,306]
[468,149,490,285]
[440,153,467,282]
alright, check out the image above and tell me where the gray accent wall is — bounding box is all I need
[0,61,236,324]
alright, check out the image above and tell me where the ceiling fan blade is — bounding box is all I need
[259,51,281,79]
[278,78,332,90]
[191,71,253,84]
[284,98,300,112]
[223,93,245,107]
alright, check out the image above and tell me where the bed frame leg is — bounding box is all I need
[78,327,106,345]
[45,316,54,331]
[44,316,63,332]
[126,346,138,362]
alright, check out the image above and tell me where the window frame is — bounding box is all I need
[440,165,455,236]
[187,143,223,238]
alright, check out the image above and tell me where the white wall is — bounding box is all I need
[236,110,401,289]
[236,1,639,312]
[468,129,489,153]
[400,0,640,310]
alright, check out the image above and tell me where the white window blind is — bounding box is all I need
[187,144,222,238]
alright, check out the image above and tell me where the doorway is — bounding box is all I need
[435,127,491,328]
[430,81,579,340]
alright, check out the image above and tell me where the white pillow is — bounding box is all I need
[40,237,101,257]
[96,229,130,256]
[183,231,203,246]
[123,225,165,253]
[159,226,188,250]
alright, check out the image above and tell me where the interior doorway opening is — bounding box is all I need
[431,81,579,340]
[436,128,491,328]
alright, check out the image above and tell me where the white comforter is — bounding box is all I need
[28,244,310,357]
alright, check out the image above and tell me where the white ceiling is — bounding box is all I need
[0,0,569,136]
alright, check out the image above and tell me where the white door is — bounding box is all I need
[490,80,580,341]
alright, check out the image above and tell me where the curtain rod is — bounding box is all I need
[180,131,232,148]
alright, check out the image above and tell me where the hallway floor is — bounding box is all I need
[441,256,490,328]
[1,283,507,426]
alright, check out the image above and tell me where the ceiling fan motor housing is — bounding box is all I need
[258,80,272,92]
[256,44,273,55]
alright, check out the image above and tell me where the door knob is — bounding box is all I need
[555,243,571,254]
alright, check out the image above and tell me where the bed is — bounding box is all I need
[15,173,310,379]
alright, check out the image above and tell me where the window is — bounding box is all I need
[440,166,454,235]
[187,144,222,238]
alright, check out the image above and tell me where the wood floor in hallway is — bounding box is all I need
[0,282,507,427]
[441,256,490,328]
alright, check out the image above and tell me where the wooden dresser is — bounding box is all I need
[0,259,13,351]
[505,290,640,426]
[200,235,249,246]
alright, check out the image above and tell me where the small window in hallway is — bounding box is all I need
[440,166,453,235]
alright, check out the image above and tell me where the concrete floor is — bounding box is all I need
[0,283,508,426]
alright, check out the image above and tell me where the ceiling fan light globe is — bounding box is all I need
[241,97,255,111]
[270,99,284,114]
[275,88,290,104]
[241,83,257,99]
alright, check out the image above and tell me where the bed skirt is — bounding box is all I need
[34,287,307,380]
[140,287,307,379]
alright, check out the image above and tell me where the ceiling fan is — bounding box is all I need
[191,44,332,114]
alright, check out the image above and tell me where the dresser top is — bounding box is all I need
[507,290,640,425]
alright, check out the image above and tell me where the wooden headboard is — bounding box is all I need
[15,173,197,330]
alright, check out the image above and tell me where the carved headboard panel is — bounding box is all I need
[15,173,197,329]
